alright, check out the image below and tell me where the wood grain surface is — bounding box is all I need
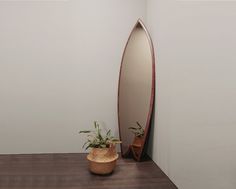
[0,153,177,189]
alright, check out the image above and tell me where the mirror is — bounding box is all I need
[118,19,155,161]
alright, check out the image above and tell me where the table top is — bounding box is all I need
[0,153,177,189]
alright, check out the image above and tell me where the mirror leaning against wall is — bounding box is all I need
[118,19,155,161]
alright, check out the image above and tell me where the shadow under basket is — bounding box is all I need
[87,147,119,175]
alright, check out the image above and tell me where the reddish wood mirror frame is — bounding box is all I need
[117,19,155,161]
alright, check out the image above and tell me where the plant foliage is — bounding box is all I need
[128,122,145,137]
[79,121,121,150]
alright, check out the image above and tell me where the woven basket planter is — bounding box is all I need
[87,145,118,175]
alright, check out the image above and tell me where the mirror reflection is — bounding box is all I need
[118,19,155,161]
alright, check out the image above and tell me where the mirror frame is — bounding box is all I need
[117,19,155,161]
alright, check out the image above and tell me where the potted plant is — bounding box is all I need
[79,121,121,175]
[128,122,145,149]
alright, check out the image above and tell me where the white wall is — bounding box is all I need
[147,1,236,189]
[2,1,235,188]
[0,0,146,154]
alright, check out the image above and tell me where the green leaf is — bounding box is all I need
[106,129,111,137]
[79,121,121,149]
[79,130,91,133]
[128,127,138,130]
[82,141,89,148]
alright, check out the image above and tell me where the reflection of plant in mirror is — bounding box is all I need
[128,122,144,137]
[79,121,121,150]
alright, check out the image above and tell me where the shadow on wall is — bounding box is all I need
[147,106,155,158]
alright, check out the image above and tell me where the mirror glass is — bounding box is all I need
[118,19,155,161]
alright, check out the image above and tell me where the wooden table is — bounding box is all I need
[0,153,177,189]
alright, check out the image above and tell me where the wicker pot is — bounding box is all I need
[87,145,118,175]
[131,136,144,157]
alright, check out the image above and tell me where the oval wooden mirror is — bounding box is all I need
[118,19,155,161]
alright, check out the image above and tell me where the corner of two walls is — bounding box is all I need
[146,1,236,189]
[145,0,170,173]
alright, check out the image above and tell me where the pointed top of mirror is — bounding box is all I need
[136,18,145,28]
[132,19,154,53]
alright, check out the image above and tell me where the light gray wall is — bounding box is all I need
[2,1,236,188]
[147,0,236,189]
[0,0,146,154]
